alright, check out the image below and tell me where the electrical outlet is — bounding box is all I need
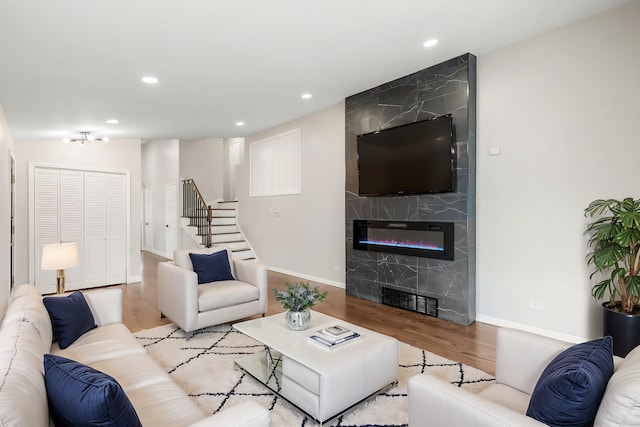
[529,300,544,310]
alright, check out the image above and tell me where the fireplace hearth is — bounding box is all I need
[353,220,454,260]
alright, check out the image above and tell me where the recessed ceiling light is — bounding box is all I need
[301,93,312,99]
[105,119,119,124]
[142,76,159,84]
[236,121,245,126]
[423,39,438,48]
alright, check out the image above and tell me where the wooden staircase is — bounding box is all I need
[181,180,256,261]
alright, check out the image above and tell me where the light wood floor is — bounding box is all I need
[118,251,498,375]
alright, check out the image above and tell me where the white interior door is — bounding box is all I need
[143,186,154,251]
[165,183,177,259]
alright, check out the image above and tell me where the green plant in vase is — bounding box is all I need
[273,281,327,330]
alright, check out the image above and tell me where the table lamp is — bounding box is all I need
[41,242,79,294]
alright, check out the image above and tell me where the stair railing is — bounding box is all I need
[182,179,213,247]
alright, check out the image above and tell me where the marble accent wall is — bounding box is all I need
[345,54,476,325]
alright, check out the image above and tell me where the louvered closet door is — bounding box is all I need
[105,174,126,284]
[34,169,83,293]
[84,171,127,288]
[84,172,107,288]
[59,170,84,290]
[34,168,60,293]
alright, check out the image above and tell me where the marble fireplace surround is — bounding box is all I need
[345,53,477,325]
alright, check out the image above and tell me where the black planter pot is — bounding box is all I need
[602,302,640,357]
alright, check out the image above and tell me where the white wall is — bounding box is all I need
[179,138,224,203]
[237,102,346,286]
[475,0,640,341]
[13,138,143,285]
[0,105,15,318]
[223,137,245,201]
[141,139,179,255]
[142,138,224,252]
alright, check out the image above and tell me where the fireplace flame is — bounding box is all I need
[359,239,444,252]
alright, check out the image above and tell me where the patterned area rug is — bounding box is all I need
[134,323,494,427]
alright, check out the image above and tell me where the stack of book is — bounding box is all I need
[308,325,361,350]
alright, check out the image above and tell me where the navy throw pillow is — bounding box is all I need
[189,250,235,284]
[43,291,97,349]
[526,336,614,427]
[44,354,142,427]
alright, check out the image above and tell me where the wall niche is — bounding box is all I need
[345,53,477,325]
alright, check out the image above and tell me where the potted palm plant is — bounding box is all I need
[585,198,640,356]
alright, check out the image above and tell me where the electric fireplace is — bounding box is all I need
[353,220,454,260]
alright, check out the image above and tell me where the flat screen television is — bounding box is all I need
[357,115,455,196]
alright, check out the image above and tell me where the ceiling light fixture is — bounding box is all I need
[63,131,109,145]
[105,119,119,124]
[236,121,245,126]
[301,93,312,99]
[142,76,159,84]
[423,39,438,48]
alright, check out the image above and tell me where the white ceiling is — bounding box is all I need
[0,0,632,141]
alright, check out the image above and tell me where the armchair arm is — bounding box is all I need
[157,261,200,332]
[83,288,123,326]
[495,328,571,395]
[188,401,270,427]
[233,259,268,314]
[408,374,545,427]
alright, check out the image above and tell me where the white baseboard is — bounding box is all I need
[476,314,587,344]
[127,275,142,284]
[267,266,345,289]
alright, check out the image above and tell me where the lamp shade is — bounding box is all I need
[41,242,79,270]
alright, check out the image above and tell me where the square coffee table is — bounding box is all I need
[233,310,398,425]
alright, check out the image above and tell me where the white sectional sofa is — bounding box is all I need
[0,284,270,427]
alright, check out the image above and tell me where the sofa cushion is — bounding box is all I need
[2,293,52,352]
[189,250,235,284]
[198,281,260,311]
[43,291,97,349]
[44,354,142,427]
[124,378,207,426]
[52,323,146,365]
[0,321,49,427]
[594,342,640,426]
[10,283,42,300]
[526,336,614,427]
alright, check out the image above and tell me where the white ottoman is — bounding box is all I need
[280,336,398,422]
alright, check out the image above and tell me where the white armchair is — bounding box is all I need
[408,328,634,426]
[158,246,268,334]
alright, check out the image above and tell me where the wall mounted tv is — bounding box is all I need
[357,115,455,196]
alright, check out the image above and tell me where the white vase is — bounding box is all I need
[286,309,311,330]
